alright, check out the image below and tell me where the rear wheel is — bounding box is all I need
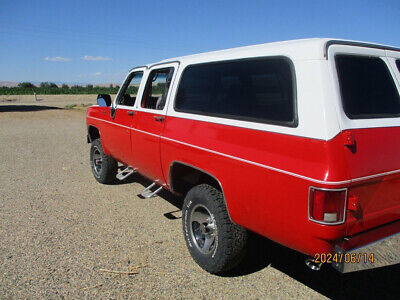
[90,139,117,184]
[182,184,247,274]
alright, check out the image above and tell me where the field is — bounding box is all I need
[0,96,398,298]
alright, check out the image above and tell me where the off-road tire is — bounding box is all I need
[182,184,247,274]
[90,139,117,184]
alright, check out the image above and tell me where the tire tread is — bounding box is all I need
[90,139,117,184]
[183,184,247,274]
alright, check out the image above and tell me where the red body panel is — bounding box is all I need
[160,116,350,255]
[343,127,400,236]
[87,106,400,256]
[87,106,113,155]
[106,108,135,165]
[87,106,135,166]
[131,111,166,183]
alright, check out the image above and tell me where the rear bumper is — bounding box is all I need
[332,220,400,273]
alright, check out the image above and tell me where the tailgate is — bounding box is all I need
[344,127,400,236]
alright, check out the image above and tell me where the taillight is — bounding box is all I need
[308,187,347,225]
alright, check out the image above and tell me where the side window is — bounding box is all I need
[141,68,174,110]
[335,55,400,119]
[117,72,143,106]
[396,60,400,73]
[174,58,296,126]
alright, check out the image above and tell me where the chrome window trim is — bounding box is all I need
[172,55,298,128]
[113,69,145,108]
[135,62,180,114]
[148,60,181,69]
[325,40,400,59]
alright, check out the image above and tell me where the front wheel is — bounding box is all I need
[90,139,117,184]
[182,184,247,274]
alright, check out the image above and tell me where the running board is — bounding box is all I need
[116,167,137,181]
[140,182,163,199]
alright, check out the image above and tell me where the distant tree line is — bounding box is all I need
[0,82,127,95]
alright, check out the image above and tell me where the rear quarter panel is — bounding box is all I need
[161,116,349,255]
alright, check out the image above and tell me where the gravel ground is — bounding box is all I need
[0,94,107,107]
[0,103,399,299]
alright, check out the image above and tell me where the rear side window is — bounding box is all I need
[142,68,174,110]
[174,57,296,127]
[335,55,400,119]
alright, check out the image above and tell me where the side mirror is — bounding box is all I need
[97,94,112,107]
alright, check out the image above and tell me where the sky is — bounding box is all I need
[0,0,399,84]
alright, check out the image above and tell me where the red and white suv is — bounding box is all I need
[86,38,400,274]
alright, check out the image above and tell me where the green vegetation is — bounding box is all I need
[0,81,167,96]
[64,104,77,109]
[0,82,124,95]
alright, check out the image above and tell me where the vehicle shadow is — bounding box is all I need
[114,174,400,298]
[224,233,400,299]
[113,171,183,210]
[0,105,61,112]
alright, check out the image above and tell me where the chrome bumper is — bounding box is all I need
[332,223,400,273]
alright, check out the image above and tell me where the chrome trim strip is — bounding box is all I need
[88,116,131,129]
[129,65,148,72]
[132,127,160,138]
[87,116,400,185]
[161,135,350,185]
[351,169,400,183]
[87,116,161,137]
[325,40,400,59]
[148,60,181,69]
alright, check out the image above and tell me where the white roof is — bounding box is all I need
[146,38,399,66]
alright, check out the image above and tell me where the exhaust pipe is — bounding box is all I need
[305,257,322,271]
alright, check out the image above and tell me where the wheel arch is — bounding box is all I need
[87,125,111,155]
[168,161,235,223]
[87,125,101,143]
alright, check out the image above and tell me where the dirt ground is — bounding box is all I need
[0,94,116,108]
[0,99,399,299]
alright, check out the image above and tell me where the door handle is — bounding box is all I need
[153,116,164,122]
[127,111,134,116]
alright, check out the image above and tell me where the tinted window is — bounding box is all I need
[142,68,174,110]
[397,60,400,73]
[117,72,143,106]
[335,55,400,119]
[175,58,296,126]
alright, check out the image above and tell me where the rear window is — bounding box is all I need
[335,55,400,119]
[174,57,297,127]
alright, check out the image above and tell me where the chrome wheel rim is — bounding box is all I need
[92,146,103,175]
[190,204,217,254]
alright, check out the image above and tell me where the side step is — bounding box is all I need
[140,182,163,199]
[116,167,137,181]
